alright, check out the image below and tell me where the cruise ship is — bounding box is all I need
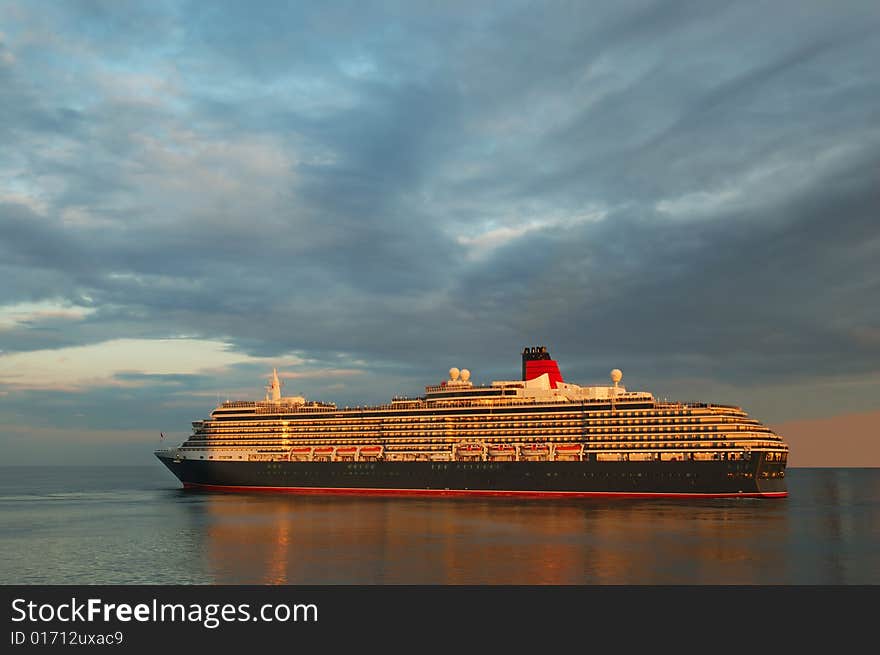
[155,346,788,498]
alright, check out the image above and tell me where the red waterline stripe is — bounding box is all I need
[181,482,787,499]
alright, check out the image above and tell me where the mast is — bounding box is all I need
[266,368,282,402]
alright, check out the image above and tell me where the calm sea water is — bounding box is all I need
[0,466,877,584]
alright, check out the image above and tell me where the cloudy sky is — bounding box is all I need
[1,1,878,465]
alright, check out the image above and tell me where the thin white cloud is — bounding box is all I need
[0,190,49,216]
[655,138,877,220]
[456,209,607,259]
[0,300,95,329]
[0,338,296,391]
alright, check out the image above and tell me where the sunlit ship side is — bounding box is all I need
[155,347,789,498]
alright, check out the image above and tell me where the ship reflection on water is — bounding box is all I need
[3,467,875,584]
[141,469,879,585]
[186,492,796,584]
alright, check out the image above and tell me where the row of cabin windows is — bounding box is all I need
[203,416,756,431]
[211,409,745,424]
[189,450,781,466]
[188,429,782,446]
[198,422,766,436]
[192,430,776,446]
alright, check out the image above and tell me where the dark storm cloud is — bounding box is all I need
[1,0,879,433]
[455,146,880,379]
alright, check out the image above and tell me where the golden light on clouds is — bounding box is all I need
[0,338,283,391]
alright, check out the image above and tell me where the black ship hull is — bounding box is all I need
[156,454,787,498]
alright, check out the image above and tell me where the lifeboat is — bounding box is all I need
[289,446,313,461]
[487,444,516,461]
[313,446,334,461]
[358,445,383,461]
[455,443,484,461]
[554,443,583,461]
[519,444,550,461]
[335,446,358,461]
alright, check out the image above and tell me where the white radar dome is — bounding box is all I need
[610,369,623,384]
[460,369,471,382]
[449,367,460,381]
